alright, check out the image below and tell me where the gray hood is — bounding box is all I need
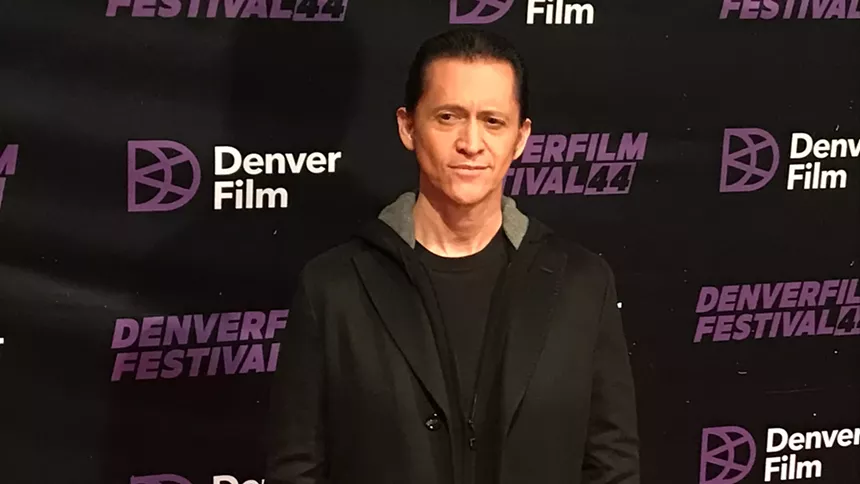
[377,191,530,250]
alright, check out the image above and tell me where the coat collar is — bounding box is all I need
[352,248,453,419]
[353,210,566,437]
[377,191,530,250]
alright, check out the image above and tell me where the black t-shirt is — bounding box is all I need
[415,230,509,412]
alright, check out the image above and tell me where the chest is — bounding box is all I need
[321,270,602,410]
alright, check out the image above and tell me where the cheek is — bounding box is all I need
[415,134,452,169]
[488,135,521,162]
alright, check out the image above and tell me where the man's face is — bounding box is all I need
[397,57,532,207]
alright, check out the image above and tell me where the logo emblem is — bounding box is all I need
[450,0,514,24]
[700,426,756,484]
[131,474,192,484]
[720,128,780,193]
[128,140,201,212]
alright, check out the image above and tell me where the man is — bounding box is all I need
[265,27,639,484]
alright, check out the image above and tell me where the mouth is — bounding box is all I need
[449,165,490,171]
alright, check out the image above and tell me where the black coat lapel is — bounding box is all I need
[352,251,451,420]
[501,244,567,436]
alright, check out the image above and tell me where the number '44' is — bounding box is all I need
[587,165,633,193]
[296,0,346,17]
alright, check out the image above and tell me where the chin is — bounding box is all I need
[442,184,495,207]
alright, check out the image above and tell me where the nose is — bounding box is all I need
[456,119,483,158]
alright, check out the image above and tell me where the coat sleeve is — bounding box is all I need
[265,272,329,484]
[582,260,640,484]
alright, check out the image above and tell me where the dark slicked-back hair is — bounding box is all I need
[403,27,530,124]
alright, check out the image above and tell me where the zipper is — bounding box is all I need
[468,393,477,451]
[464,393,478,484]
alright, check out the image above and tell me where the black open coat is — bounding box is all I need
[265,210,639,484]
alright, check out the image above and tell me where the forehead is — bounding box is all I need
[421,57,518,111]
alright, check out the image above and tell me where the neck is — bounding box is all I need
[413,182,503,258]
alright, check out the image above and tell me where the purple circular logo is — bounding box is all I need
[720,128,780,193]
[131,474,192,484]
[450,0,515,24]
[700,426,757,484]
[127,140,201,213]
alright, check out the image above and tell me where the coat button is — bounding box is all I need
[424,414,441,431]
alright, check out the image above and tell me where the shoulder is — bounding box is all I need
[297,238,367,288]
[534,222,616,290]
[289,238,373,312]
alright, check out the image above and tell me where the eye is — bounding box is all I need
[487,117,505,127]
[438,112,455,122]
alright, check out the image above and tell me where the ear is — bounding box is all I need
[396,107,415,151]
[513,118,533,160]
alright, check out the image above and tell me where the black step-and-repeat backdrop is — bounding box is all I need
[1,1,859,483]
